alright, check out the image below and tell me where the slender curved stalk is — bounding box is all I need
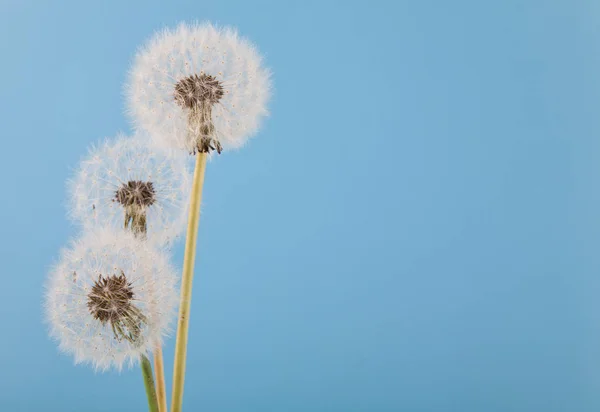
[141,354,159,412]
[154,346,168,412]
[171,153,207,412]
[124,214,165,411]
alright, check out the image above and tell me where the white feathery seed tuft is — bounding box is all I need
[126,22,272,153]
[68,133,192,246]
[44,228,179,371]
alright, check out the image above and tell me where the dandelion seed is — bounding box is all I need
[126,22,272,154]
[45,229,178,371]
[68,133,192,245]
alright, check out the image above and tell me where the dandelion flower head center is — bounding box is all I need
[174,73,224,154]
[114,180,156,208]
[87,272,147,343]
[174,73,224,109]
[87,273,134,323]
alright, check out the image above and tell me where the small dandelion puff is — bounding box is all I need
[44,229,179,371]
[126,21,272,154]
[68,133,192,246]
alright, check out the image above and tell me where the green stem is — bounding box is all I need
[141,354,159,412]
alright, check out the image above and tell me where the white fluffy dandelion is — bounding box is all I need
[45,228,179,371]
[126,22,272,154]
[68,133,192,245]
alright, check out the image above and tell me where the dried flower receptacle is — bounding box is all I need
[114,180,157,236]
[87,272,148,344]
[174,73,225,154]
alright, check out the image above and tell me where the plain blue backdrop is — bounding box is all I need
[0,0,598,410]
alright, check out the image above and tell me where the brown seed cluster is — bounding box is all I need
[174,73,225,154]
[87,273,134,324]
[174,73,224,109]
[114,181,156,208]
[87,272,147,343]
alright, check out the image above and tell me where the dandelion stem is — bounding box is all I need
[171,153,207,412]
[141,354,159,412]
[124,216,165,412]
[154,345,168,412]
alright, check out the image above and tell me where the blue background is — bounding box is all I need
[0,0,597,410]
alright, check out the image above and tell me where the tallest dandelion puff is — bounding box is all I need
[127,22,271,153]
[127,22,272,412]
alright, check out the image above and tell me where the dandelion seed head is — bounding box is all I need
[45,229,179,371]
[126,22,272,153]
[68,133,192,246]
